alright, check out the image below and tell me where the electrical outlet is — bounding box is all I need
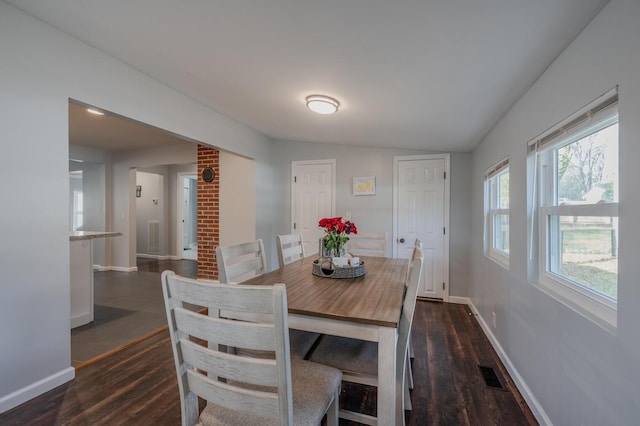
[491,311,497,329]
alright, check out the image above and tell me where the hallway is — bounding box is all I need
[70,258,197,366]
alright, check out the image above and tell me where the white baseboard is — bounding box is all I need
[447,295,470,305]
[0,367,75,414]
[136,253,171,260]
[92,265,138,272]
[70,312,92,328]
[465,300,552,426]
[107,266,138,272]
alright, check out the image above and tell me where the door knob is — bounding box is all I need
[399,238,405,243]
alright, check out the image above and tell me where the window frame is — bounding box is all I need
[484,158,509,268]
[530,88,619,330]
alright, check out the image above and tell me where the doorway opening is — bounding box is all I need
[68,99,199,366]
[179,174,198,260]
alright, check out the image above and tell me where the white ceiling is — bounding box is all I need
[12,0,608,152]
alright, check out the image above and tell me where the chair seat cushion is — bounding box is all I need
[197,359,341,425]
[309,335,377,376]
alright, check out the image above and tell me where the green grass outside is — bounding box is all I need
[560,263,617,300]
[560,226,617,300]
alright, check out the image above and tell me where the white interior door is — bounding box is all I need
[394,155,449,300]
[291,160,335,256]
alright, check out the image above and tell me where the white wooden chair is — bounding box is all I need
[216,239,268,284]
[406,238,423,283]
[347,231,387,258]
[162,271,342,426]
[406,239,422,391]
[276,233,306,268]
[275,233,322,355]
[216,239,319,359]
[308,249,424,425]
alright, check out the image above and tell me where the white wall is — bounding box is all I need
[270,139,472,295]
[449,152,472,297]
[0,1,273,412]
[470,1,640,424]
[219,151,257,248]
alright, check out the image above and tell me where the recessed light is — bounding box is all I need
[86,108,104,116]
[306,95,340,114]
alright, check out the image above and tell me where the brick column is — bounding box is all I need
[197,145,220,279]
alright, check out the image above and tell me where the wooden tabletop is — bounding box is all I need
[242,256,407,328]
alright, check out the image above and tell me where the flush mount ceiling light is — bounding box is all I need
[306,95,340,115]
[86,108,104,116]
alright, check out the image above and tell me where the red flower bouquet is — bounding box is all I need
[318,217,357,257]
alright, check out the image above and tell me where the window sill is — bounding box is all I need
[485,249,509,270]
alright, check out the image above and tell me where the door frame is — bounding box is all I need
[176,172,197,260]
[393,154,451,301]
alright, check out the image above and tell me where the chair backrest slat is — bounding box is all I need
[347,231,387,257]
[186,369,281,420]
[180,339,277,387]
[166,274,276,313]
[276,233,305,267]
[216,239,268,283]
[173,307,276,351]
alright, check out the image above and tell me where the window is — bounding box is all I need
[70,170,84,231]
[73,190,84,230]
[530,88,618,329]
[485,157,509,267]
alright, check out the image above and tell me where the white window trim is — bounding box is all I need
[530,88,618,331]
[538,206,618,331]
[484,158,509,269]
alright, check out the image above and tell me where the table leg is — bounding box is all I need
[378,326,398,425]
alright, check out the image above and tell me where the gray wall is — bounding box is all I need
[270,139,472,296]
[0,1,273,412]
[469,0,640,424]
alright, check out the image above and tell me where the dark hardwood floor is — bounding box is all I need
[0,301,537,425]
[136,257,197,277]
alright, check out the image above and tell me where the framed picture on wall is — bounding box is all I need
[353,176,376,196]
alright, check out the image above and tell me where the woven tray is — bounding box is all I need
[312,259,366,279]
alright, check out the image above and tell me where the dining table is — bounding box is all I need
[242,255,408,425]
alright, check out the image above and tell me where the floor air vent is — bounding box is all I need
[478,365,505,391]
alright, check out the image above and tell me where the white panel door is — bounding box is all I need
[395,156,449,299]
[292,160,335,256]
